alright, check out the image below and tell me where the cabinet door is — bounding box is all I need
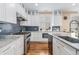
[35,15,40,26]
[5,4,16,24]
[61,47,71,55]
[31,32,42,41]
[30,32,38,41]
[0,4,6,21]
[57,43,68,55]
[27,12,39,26]
[53,37,58,54]
[27,15,32,26]
[0,4,16,24]
[31,15,39,26]
[53,39,62,55]
[15,36,24,55]
[53,42,58,55]
[31,32,48,42]
[0,44,15,55]
[53,37,76,55]
[53,37,68,55]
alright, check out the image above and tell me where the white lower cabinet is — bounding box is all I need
[0,44,15,55]
[15,36,24,55]
[31,32,42,41]
[0,35,24,55]
[53,37,77,55]
[53,37,62,55]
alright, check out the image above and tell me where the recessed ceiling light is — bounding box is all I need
[72,3,76,6]
[35,3,38,6]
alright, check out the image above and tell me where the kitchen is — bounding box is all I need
[0,3,79,55]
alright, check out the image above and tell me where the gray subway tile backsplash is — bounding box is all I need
[0,22,21,35]
[0,21,39,34]
[21,26,39,31]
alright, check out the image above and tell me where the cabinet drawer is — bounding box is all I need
[56,38,76,55]
[0,44,15,55]
[63,43,76,55]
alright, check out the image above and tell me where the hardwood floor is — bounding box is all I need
[26,42,50,55]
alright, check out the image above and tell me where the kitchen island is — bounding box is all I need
[0,35,24,55]
[53,35,79,55]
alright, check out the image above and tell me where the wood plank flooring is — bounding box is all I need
[27,42,50,55]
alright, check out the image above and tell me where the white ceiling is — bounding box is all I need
[23,3,79,12]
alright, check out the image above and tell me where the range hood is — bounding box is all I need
[17,17,27,21]
[16,12,27,21]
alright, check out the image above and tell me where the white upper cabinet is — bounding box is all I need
[6,4,16,24]
[0,4,6,21]
[16,4,27,20]
[20,11,40,26]
[32,15,40,26]
[0,4,16,24]
[39,14,51,31]
[27,15,39,26]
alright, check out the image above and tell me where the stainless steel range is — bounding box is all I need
[24,32,31,54]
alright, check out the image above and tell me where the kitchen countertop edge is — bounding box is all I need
[53,35,79,50]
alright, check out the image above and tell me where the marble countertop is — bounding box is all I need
[0,35,24,50]
[53,35,79,50]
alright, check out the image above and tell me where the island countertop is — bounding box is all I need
[0,35,24,50]
[53,35,79,50]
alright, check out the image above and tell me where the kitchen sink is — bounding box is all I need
[58,36,79,43]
